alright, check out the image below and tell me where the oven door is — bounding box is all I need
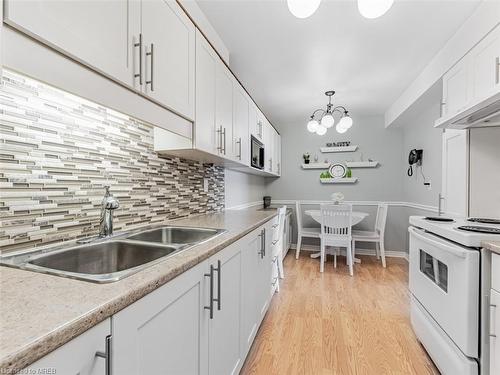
[409,226,479,358]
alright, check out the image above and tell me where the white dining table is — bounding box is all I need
[304,210,369,263]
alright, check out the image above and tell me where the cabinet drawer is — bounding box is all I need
[492,253,500,292]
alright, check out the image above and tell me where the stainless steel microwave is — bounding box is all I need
[251,136,264,170]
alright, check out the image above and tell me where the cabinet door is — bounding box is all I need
[232,82,250,165]
[208,243,242,375]
[442,59,469,117]
[274,132,281,175]
[441,129,468,217]
[195,30,217,154]
[4,0,137,87]
[112,260,208,375]
[240,229,262,356]
[142,0,195,120]
[490,289,500,375]
[26,319,111,375]
[257,223,274,321]
[263,121,274,173]
[215,63,233,157]
[470,25,500,101]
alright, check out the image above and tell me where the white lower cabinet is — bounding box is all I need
[491,288,500,375]
[110,220,277,375]
[22,220,279,375]
[26,319,111,375]
[112,259,209,375]
[207,242,242,375]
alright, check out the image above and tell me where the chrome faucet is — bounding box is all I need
[99,186,119,237]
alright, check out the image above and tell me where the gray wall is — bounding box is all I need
[401,92,443,207]
[225,169,266,208]
[266,115,405,201]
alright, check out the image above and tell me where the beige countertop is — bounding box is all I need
[0,207,278,373]
[482,241,500,255]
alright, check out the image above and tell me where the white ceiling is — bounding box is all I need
[196,0,480,128]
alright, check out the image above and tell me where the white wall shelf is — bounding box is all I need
[346,161,379,168]
[320,145,358,153]
[302,161,379,169]
[320,177,358,184]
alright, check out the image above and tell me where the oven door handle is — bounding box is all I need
[409,227,467,259]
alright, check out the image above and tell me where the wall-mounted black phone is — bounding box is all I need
[407,149,423,176]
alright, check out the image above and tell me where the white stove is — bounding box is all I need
[409,216,500,248]
[408,216,500,375]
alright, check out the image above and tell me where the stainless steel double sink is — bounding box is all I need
[0,226,226,283]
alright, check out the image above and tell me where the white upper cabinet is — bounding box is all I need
[232,81,250,165]
[215,63,234,157]
[442,60,469,117]
[437,25,500,128]
[195,30,217,154]
[250,104,264,141]
[274,132,281,176]
[470,26,500,101]
[141,0,195,120]
[4,0,137,87]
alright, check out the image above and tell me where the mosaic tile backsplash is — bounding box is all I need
[0,70,225,254]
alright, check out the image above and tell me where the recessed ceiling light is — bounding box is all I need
[287,0,321,19]
[358,0,394,19]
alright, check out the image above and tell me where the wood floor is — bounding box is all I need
[240,252,439,375]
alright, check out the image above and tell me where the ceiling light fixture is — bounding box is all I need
[307,91,353,136]
[357,0,394,19]
[287,0,321,19]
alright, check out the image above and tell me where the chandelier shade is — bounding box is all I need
[305,91,353,136]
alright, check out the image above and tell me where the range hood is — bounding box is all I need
[435,91,500,129]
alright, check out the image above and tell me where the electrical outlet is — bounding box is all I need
[203,178,209,192]
[424,180,432,190]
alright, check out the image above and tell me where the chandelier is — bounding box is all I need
[306,91,353,136]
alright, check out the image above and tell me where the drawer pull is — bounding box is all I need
[96,335,112,375]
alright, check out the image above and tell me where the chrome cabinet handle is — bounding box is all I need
[216,126,222,151]
[258,229,265,258]
[222,128,226,155]
[236,137,242,160]
[272,223,279,228]
[491,303,497,338]
[146,43,154,91]
[272,239,278,245]
[272,277,278,287]
[214,260,221,311]
[496,57,499,85]
[204,265,214,319]
[96,335,112,375]
[134,34,143,85]
[262,228,266,256]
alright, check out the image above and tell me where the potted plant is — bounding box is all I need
[303,153,311,164]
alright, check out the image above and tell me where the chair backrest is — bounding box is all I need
[320,203,352,239]
[276,206,287,243]
[375,203,388,235]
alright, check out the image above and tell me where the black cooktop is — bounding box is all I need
[457,225,500,234]
[425,216,454,222]
[468,218,500,225]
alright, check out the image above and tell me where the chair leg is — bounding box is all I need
[352,240,356,261]
[380,239,386,268]
[375,242,380,259]
[334,248,337,268]
[295,235,302,259]
[347,243,353,276]
[320,240,325,273]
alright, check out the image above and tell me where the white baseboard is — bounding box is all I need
[290,243,409,261]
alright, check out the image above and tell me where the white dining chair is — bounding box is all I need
[295,201,321,259]
[274,206,287,279]
[352,203,388,267]
[320,203,353,275]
